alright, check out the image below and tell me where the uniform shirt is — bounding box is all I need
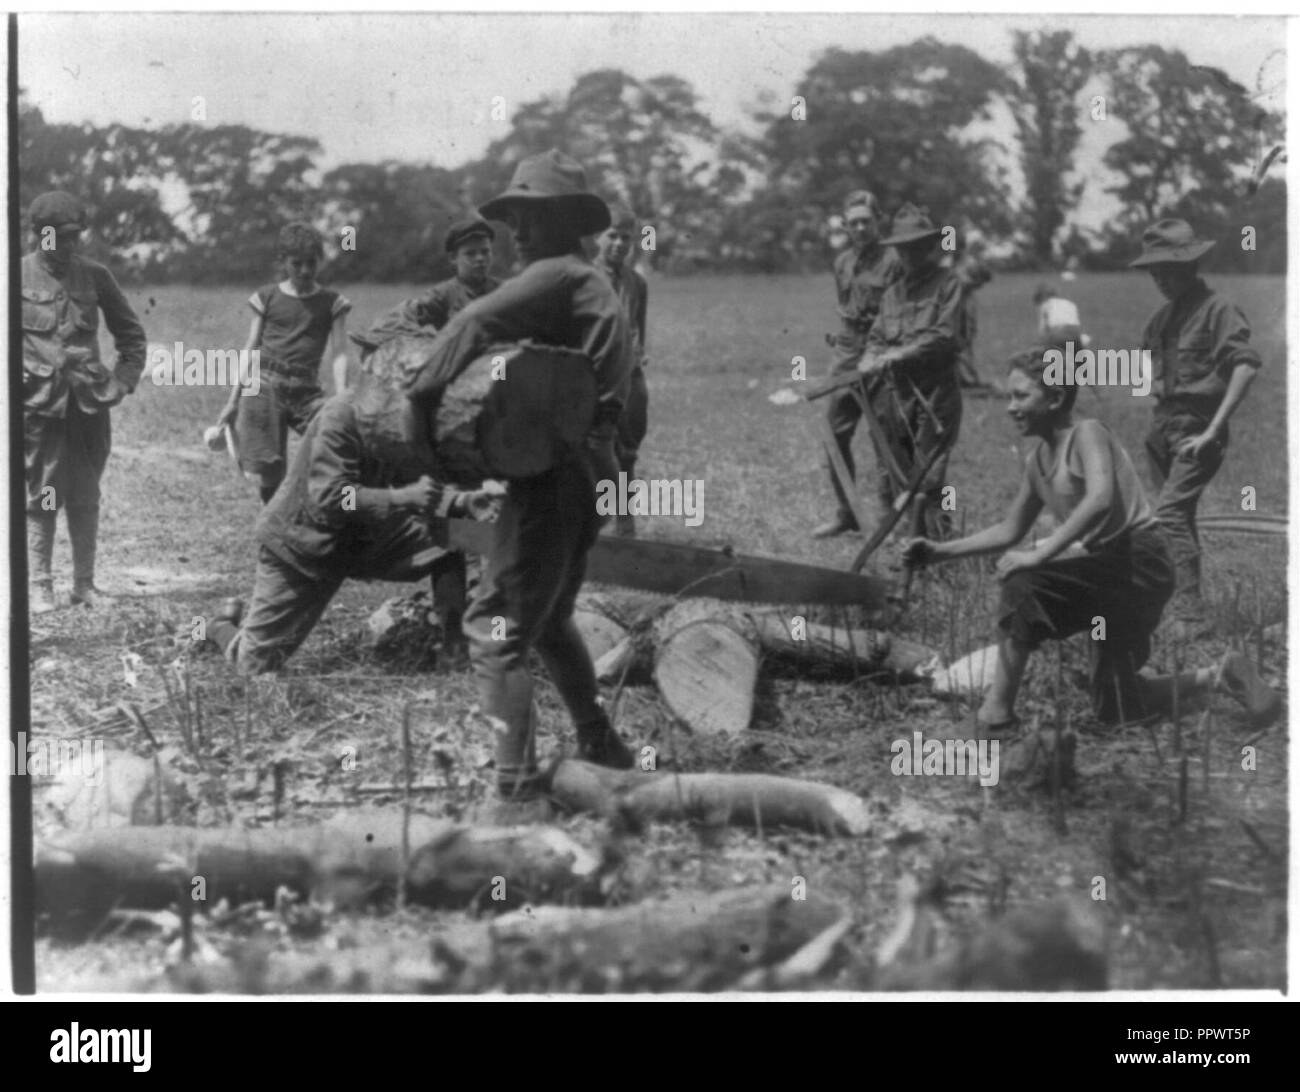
[257,392,453,580]
[1139,277,1261,417]
[598,261,648,367]
[20,252,147,417]
[402,275,501,331]
[833,243,901,345]
[1026,419,1157,551]
[249,283,351,386]
[864,260,965,394]
[406,251,631,426]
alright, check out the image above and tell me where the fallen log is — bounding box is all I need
[36,811,602,934]
[550,759,871,836]
[77,885,850,994]
[649,598,936,735]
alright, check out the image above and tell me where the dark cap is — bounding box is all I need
[29,190,86,232]
[444,217,495,254]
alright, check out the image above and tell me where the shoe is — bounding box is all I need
[811,513,860,539]
[973,714,1020,741]
[575,714,636,769]
[615,514,637,538]
[30,581,58,616]
[1216,652,1282,727]
[70,581,113,608]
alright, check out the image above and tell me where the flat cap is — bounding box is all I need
[29,190,86,231]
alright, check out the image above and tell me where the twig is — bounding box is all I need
[399,702,412,911]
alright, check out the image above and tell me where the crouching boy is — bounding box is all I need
[903,347,1280,735]
[204,371,496,673]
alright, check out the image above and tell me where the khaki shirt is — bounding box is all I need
[865,261,965,394]
[21,252,147,417]
[833,243,901,347]
[1140,278,1261,417]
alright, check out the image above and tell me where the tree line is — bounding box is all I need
[20,32,1286,282]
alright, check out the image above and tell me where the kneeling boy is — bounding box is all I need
[904,347,1280,734]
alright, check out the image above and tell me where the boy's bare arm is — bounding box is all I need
[218,313,264,425]
[911,477,1042,565]
[328,313,351,394]
[1186,362,1257,457]
[1020,420,1114,565]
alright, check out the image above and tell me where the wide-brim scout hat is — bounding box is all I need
[479,149,611,236]
[445,217,495,253]
[879,203,944,246]
[29,190,86,231]
[1128,219,1216,267]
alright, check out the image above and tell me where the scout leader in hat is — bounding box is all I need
[404,149,636,817]
[811,188,901,540]
[22,190,148,615]
[1130,217,1264,632]
[853,203,967,541]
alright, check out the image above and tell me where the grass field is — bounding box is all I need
[30,270,1288,992]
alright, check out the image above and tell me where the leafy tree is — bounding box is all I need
[1008,30,1091,266]
[756,39,1014,239]
[1098,46,1272,237]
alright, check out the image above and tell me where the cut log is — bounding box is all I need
[433,341,597,481]
[73,885,850,994]
[654,618,759,737]
[550,759,871,836]
[36,811,602,934]
[928,642,999,699]
[572,608,630,666]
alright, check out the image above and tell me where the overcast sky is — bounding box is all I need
[19,12,1285,168]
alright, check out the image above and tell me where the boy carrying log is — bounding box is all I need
[404,149,638,814]
[903,347,1280,737]
[214,222,352,504]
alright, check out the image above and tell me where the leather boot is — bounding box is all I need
[67,506,108,606]
[28,513,57,615]
[575,707,636,769]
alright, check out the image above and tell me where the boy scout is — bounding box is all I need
[204,370,497,674]
[1132,219,1263,627]
[857,204,965,540]
[594,203,650,536]
[813,190,901,538]
[353,217,503,353]
[22,191,147,614]
[405,149,636,810]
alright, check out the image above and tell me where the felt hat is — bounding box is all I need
[479,149,611,236]
[1128,219,1216,267]
[444,217,495,253]
[29,190,86,231]
[879,203,944,246]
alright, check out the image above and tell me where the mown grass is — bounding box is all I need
[31,270,1288,991]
